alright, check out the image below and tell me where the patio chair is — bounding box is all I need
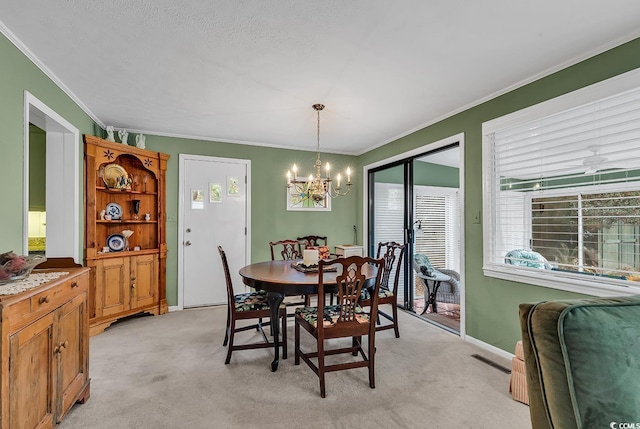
[219,246,287,364]
[413,253,460,313]
[294,255,384,397]
[359,241,406,338]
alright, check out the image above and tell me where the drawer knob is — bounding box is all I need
[39,296,50,304]
[71,281,78,288]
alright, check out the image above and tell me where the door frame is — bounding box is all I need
[362,132,466,338]
[23,91,80,263]
[176,153,251,311]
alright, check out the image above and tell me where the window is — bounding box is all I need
[482,69,640,295]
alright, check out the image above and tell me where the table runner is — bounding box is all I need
[0,272,69,296]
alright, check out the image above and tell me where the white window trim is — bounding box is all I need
[482,67,640,297]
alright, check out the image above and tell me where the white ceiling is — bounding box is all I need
[2,1,640,155]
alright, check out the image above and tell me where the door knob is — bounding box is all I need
[185,241,192,246]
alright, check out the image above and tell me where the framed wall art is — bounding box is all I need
[227,177,240,196]
[191,189,204,210]
[209,183,222,203]
[286,182,331,211]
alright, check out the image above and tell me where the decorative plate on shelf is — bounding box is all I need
[105,202,123,220]
[102,164,129,189]
[106,234,126,252]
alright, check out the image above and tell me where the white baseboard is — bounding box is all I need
[168,305,180,312]
[465,335,514,361]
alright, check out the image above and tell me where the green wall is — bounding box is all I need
[28,124,46,211]
[415,161,459,188]
[374,161,460,188]
[3,28,640,353]
[355,38,640,351]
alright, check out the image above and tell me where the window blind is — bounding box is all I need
[414,186,460,272]
[486,85,640,282]
[373,182,406,302]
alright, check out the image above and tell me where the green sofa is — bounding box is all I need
[519,295,640,429]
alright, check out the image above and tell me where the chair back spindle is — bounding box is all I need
[269,239,302,261]
[376,241,405,294]
[297,235,328,249]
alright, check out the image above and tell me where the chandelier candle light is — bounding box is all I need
[286,104,352,201]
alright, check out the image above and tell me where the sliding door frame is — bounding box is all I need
[362,133,466,338]
[368,160,414,309]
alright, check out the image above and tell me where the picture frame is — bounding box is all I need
[227,177,240,196]
[209,183,222,203]
[191,189,204,210]
[286,182,331,211]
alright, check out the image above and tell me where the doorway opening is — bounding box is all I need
[364,134,465,336]
[23,92,80,263]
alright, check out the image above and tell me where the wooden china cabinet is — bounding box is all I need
[84,135,169,336]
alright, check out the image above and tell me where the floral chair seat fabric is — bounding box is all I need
[234,291,284,312]
[504,249,552,270]
[295,304,369,328]
[360,288,394,301]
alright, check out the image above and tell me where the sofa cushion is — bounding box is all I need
[520,296,640,429]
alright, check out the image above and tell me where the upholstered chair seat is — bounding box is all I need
[295,304,369,328]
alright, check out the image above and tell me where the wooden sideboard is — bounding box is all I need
[0,268,90,429]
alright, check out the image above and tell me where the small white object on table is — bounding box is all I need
[303,249,319,266]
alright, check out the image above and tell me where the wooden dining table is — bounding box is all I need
[238,260,377,371]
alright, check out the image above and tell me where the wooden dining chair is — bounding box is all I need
[269,239,302,261]
[219,246,287,364]
[359,241,406,338]
[294,255,384,398]
[296,235,334,304]
[268,239,308,311]
[297,235,327,249]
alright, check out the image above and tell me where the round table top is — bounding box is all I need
[239,260,377,295]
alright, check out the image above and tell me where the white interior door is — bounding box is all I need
[179,155,250,308]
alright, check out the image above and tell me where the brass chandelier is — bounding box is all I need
[286,104,351,202]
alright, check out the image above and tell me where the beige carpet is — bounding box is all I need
[60,306,531,429]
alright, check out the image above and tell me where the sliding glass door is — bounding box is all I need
[368,144,461,329]
[369,162,411,307]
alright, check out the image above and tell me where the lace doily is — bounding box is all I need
[0,272,69,296]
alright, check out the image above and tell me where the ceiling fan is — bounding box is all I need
[581,146,608,174]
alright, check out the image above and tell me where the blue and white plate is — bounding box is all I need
[105,202,123,220]
[106,233,126,252]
